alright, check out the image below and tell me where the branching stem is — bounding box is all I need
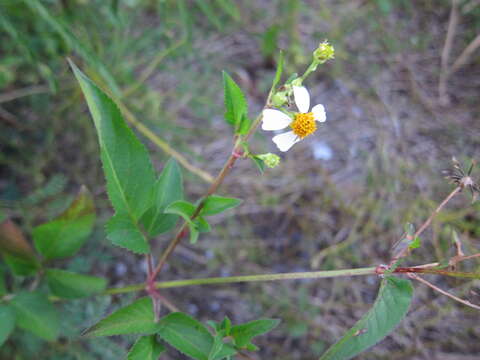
[389,186,461,265]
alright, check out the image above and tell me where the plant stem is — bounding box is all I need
[389,186,461,265]
[413,186,461,240]
[150,110,264,281]
[408,273,480,310]
[106,260,480,297]
[110,267,377,295]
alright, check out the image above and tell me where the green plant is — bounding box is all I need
[2,2,480,359]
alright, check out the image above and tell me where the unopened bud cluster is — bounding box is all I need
[257,153,281,168]
[313,41,335,64]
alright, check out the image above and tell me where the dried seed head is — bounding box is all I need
[443,158,479,202]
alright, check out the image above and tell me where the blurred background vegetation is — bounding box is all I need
[1,0,480,359]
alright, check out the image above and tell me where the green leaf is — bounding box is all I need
[230,318,280,348]
[196,217,211,233]
[189,226,200,245]
[33,186,95,259]
[45,269,106,299]
[2,254,39,277]
[70,61,155,253]
[164,200,210,244]
[201,195,242,216]
[209,334,237,360]
[222,71,249,134]
[157,312,215,360]
[0,267,6,296]
[10,291,59,341]
[408,237,421,250]
[164,200,196,227]
[250,156,265,174]
[141,159,184,236]
[271,50,284,91]
[127,335,166,360]
[319,277,413,360]
[106,213,149,254]
[84,297,159,337]
[0,305,15,347]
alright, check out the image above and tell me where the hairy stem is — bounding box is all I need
[111,267,378,295]
[104,264,480,297]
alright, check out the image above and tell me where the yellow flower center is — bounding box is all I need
[290,112,316,139]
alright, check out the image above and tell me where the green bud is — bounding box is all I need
[313,40,335,64]
[291,78,303,87]
[271,91,288,107]
[257,153,281,168]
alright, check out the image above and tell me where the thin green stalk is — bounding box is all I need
[106,267,377,295]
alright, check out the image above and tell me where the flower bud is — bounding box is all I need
[290,78,303,87]
[271,91,288,107]
[313,41,335,64]
[257,153,281,168]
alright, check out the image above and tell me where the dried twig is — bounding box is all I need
[389,186,462,266]
[408,273,480,310]
[450,33,480,74]
[439,0,460,105]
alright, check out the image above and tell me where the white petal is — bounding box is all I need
[272,131,301,152]
[293,86,310,113]
[261,109,292,131]
[312,104,326,122]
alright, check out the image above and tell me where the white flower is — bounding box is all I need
[262,86,326,152]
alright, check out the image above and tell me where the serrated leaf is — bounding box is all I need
[0,305,15,347]
[141,159,184,236]
[10,291,59,341]
[106,213,149,254]
[319,276,413,360]
[33,186,95,259]
[70,61,155,253]
[45,269,106,299]
[222,71,249,134]
[201,195,242,216]
[84,297,158,337]
[230,318,280,348]
[127,335,166,360]
[157,312,214,360]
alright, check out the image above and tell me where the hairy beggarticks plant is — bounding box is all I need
[3,35,480,360]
